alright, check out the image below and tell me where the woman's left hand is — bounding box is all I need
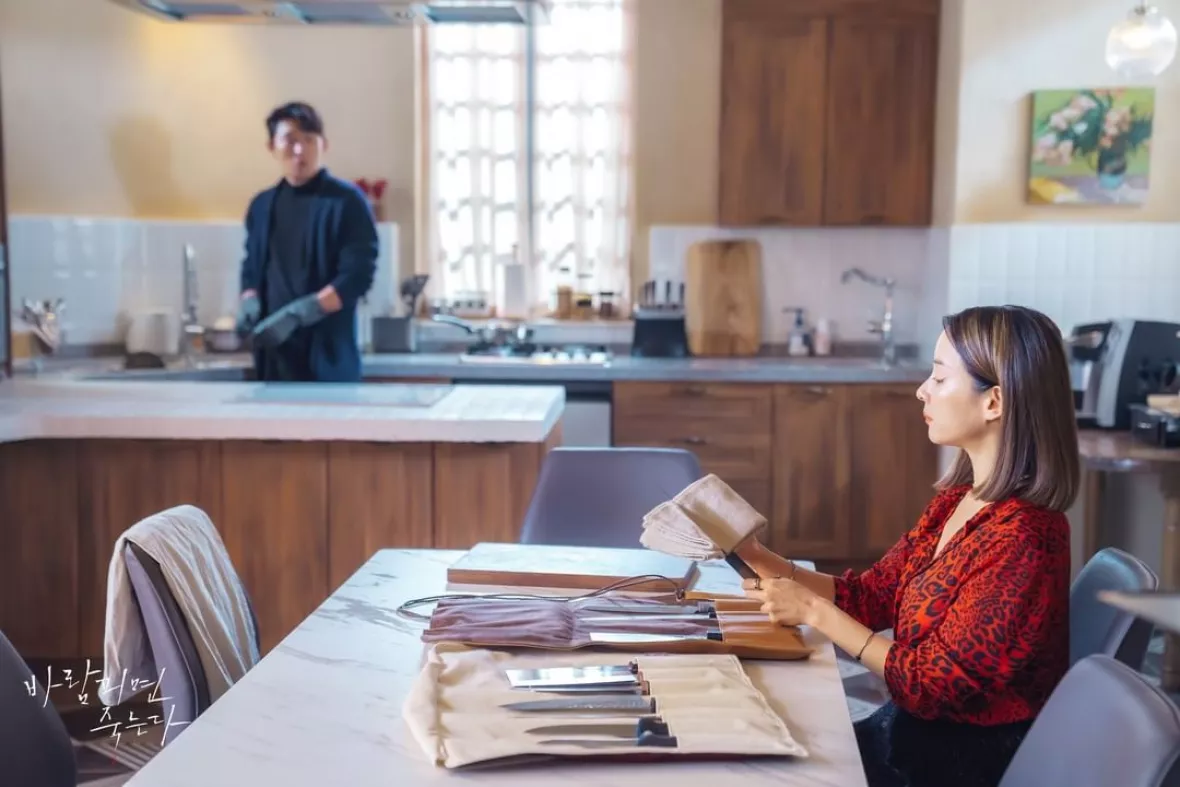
[742,577,820,627]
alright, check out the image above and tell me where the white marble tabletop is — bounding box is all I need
[0,379,564,443]
[123,549,867,786]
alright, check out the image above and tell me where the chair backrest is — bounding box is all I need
[1070,546,1158,669]
[518,447,704,548]
[999,654,1180,787]
[123,542,260,744]
[0,628,77,787]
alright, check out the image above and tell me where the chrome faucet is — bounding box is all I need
[841,267,897,366]
[180,244,205,365]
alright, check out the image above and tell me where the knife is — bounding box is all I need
[524,684,648,695]
[588,631,723,644]
[581,613,732,624]
[538,730,678,749]
[526,717,670,738]
[578,601,715,616]
[506,662,640,689]
[503,695,658,713]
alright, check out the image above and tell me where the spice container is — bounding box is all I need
[597,291,618,319]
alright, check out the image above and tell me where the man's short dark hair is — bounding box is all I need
[266,102,324,141]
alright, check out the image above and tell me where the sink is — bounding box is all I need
[228,383,455,408]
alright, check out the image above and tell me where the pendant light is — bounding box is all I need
[1106,3,1178,78]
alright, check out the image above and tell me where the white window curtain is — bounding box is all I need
[418,0,634,317]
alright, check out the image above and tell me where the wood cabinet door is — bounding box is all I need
[822,14,937,226]
[718,7,829,226]
[847,384,939,558]
[770,385,850,558]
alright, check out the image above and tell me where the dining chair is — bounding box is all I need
[123,541,260,745]
[0,628,77,787]
[999,653,1180,787]
[1070,546,1158,669]
[518,447,704,548]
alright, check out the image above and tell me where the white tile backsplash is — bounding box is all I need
[649,225,946,352]
[946,223,1180,333]
[651,221,1180,357]
[8,215,399,346]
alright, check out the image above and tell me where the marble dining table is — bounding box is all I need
[123,549,868,786]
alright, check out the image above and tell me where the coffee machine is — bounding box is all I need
[1069,319,1180,430]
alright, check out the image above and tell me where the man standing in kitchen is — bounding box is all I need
[235,101,378,382]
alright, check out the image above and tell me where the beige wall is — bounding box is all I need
[0,0,725,286]
[953,0,1180,222]
[0,0,416,269]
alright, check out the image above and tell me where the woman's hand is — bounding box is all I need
[742,576,822,627]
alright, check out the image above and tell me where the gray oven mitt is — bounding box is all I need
[250,294,327,349]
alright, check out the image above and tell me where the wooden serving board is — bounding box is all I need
[684,239,763,356]
[446,542,698,592]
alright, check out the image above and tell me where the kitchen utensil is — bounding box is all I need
[522,685,648,695]
[526,717,670,738]
[581,614,740,624]
[684,239,762,356]
[506,662,639,689]
[502,695,657,713]
[444,542,698,593]
[588,631,724,644]
[537,732,678,748]
[577,601,716,616]
[205,316,243,353]
[399,274,430,317]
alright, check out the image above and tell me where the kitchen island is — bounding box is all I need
[0,378,564,658]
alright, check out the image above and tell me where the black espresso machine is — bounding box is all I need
[1069,319,1180,432]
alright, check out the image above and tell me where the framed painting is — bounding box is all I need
[1027,87,1154,205]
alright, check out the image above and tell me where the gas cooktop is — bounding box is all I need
[458,342,613,366]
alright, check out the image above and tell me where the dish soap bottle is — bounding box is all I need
[786,307,810,357]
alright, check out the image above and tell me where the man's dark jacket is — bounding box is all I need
[239,169,378,382]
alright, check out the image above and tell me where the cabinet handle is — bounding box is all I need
[679,385,707,396]
[805,385,831,396]
[681,436,708,446]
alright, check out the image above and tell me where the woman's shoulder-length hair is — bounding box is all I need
[934,305,1080,513]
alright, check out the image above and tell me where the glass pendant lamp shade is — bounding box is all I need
[1106,3,1179,78]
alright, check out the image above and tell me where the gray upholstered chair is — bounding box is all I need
[999,653,1180,787]
[0,628,77,787]
[123,541,259,745]
[1071,546,1158,669]
[518,447,704,548]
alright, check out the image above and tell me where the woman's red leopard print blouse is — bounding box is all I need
[833,483,1070,725]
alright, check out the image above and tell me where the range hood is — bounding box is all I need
[105,0,552,25]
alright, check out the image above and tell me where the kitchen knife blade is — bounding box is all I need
[588,631,723,644]
[502,695,657,713]
[578,602,715,616]
[581,613,723,624]
[538,731,678,748]
[524,684,647,695]
[526,717,670,738]
[506,663,639,689]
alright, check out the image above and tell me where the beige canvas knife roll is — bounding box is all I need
[403,644,807,769]
[640,473,767,560]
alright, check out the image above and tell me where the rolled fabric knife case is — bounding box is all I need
[420,595,811,660]
[402,646,808,769]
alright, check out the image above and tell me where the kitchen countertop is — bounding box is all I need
[0,378,565,444]
[16,351,931,384]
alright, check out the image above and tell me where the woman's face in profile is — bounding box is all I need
[916,331,999,447]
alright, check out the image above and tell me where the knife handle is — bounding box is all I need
[725,552,760,580]
[636,717,671,737]
[636,731,678,748]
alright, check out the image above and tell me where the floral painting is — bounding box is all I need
[1027,88,1154,205]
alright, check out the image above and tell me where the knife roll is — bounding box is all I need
[420,595,811,660]
[403,645,808,769]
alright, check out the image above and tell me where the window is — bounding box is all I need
[419,0,633,317]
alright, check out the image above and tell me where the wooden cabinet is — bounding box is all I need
[613,382,773,517]
[1,65,9,377]
[0,435,555,660]
[718,0,939,227]
[613,381,939,572]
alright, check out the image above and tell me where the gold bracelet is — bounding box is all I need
[855,632,875,662]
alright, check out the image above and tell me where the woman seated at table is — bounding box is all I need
[739,304,1078,787]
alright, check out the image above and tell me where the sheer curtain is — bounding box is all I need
[418,0,634,316]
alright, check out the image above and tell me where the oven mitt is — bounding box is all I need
[250,293,327,349]
[235,293,261,336]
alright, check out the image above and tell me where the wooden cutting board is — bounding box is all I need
[684,239,763,356]
[446,542,699,593]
